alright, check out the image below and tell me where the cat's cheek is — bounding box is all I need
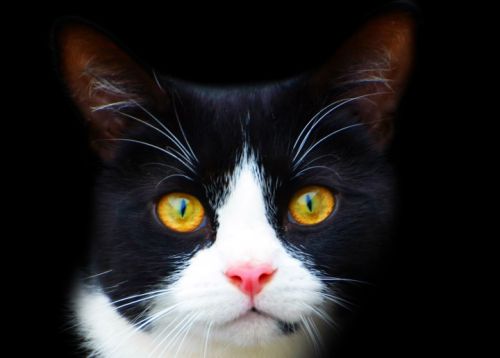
[256,257,325,322]
[152,248,250,324]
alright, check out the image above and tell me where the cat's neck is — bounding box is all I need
[74,283,313,358]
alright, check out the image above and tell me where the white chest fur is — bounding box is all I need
[74,287,313,358]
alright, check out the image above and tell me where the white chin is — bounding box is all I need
[213,312,283,346]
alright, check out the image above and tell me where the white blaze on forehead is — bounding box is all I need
[214,155,282,264]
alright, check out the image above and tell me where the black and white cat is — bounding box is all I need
[54,8,414,358]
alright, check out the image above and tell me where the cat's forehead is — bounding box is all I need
[165,78,305,127]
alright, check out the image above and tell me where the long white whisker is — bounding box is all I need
[84,269,113,280]
[114,110,194,166]
[293,123,364,170]
[303,303,336,328]
[132,100,196,167]
[102,138,196,173]
[155,173,195,189]
[292,97,349,152]
[301,316,321,355]
[128,302,183,334]
[322,293,354,311]
[107,302,184,357]
[307,317,323,351]
[172,99,199,163]
[141,162,190,181]
[141,162,186,172]
[110,289,171,306]
[115,291,171,310]
[164,145,194,166]
[203,321,213,358]
[94,103,194,167]
[148,315,185,357]
[155,313,198,358]
[152,69,166,93]
[292,92,389,163]
[293,153,339,172]
[318,276,370,285]
[91,101,135,112]
[174,312,201,358]
[293,96,359,161]
[115,111,173,142]
[291,165,341,180]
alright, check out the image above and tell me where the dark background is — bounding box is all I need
[8,0,470,356]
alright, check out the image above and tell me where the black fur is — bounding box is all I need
[87,75,394,330]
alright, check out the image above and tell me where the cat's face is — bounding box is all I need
[56,10,414,357]
[89,84,393,349]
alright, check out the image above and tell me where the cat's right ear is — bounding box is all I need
[309,8,416,148]
[53,19,167,160]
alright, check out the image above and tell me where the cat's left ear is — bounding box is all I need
[311,9,416,147]
[53,19,167,160]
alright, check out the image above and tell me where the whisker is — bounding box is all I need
[110,289,171,306]
[115,110,173,142]
[174,312,201,358]
[172,98,199,163]
[321,292,354,311]
[127,302,183,335]
[141,162,187,172]
[292,91,389,165]
[292,97,350,152]
[293,96,360,161]
[318,276,370,285]
[101,138,196,173]
[155,312,199,358]
[105,302,184,357]
[155,173,195,189]
[148,315,185,357]
[308,317,323,354]
[114,291,171,310]
[303,303,336,328]
[300,315,321,355]
[293,123,364,170]
[163,145,194,166]
[91,101,135,112]
[132,100,196,167]
[92,101,192,167]
[291,165,341,180]
[293,153,339,172]
[114,109,197,168]
[84,269,113,280]
[152,69,166,93]
[203,321,214,358]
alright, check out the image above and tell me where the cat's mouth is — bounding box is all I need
[238,307,275,320]
[234,307,300,335]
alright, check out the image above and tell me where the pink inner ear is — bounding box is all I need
[57,22,167,160]
[310,11,415,147]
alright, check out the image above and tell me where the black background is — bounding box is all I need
[8,1,472,356]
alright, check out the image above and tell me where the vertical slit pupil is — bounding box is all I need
[305,194,313,212]
[179,199,187,217]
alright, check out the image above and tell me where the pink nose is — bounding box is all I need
[225,264,276,296]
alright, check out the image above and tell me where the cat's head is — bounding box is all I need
[55,9,414,356]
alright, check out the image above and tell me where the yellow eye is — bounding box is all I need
[289,186,335,225]
[157,193,205,233]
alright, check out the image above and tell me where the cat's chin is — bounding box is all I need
[209,310,295,346]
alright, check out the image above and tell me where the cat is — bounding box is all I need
[54,7,414,358]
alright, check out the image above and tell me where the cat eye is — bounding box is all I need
[288,186,335,226]
[156,193,205,233]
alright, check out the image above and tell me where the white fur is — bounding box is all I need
[75,155,330,357]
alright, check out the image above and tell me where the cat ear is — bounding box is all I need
[54,20,166,160]
[311,10,415,147]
